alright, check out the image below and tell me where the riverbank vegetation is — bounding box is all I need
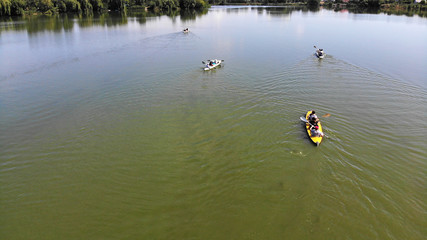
[0,0,210,16]
[0,8,209,34]
[1,0,425,16]
[217,0,426,16]
[320,0,427,17]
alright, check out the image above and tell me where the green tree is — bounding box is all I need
[0,0,12,15]
[107,0,130,10]
[180,0,207,9]
[307,0,319,7]
[90,0,104,11]
[368,0,382,8]
[11,0,25,14]
[78,0,93,11]
[1,0,210,15]
[64,0,81,12]
[37,0,54,12]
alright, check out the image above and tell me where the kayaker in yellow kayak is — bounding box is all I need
[308,110,320,125]
[301,110,324,146]
[310,125,324,137]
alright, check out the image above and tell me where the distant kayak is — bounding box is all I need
[203,59,223,71]
[314,45,325,59]
[315,49,325,58]
[183,28,189,33]
[315,49,325,59]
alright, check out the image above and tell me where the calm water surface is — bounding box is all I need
[1,6,426,239]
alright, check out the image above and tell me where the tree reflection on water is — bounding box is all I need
[0,6,424,34]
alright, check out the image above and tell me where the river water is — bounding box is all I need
[0,6,426,239]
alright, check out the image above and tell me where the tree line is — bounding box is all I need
[1,0,424,16]
[0,0,209,16]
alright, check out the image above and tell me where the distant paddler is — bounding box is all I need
[202,59,224,71]
[314,45,325,59]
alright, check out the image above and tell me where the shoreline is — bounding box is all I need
[1,3,426,17]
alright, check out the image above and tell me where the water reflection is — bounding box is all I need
[180,8,209,21]
[0,9,209,34]
[0,6,424,34]
[0,13,129,34]
[225,6,251,13]
[326,5,427,17]
[264,6,301,16]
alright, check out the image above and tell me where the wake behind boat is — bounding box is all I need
[202,59,223,71]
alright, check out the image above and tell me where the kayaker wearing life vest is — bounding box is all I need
[310,125,324,137]
[309,110,319,125]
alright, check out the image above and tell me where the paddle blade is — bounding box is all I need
[300,117,308,123]
[202,61,206,64]
[322,113,331,118]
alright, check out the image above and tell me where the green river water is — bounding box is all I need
[0,6,426,239]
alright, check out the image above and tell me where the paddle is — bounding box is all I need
[300,116,320,125]
[300,116,310,124]
[322,113,331,117]
[300,117,328,138]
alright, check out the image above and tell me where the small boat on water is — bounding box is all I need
[315,49,325,59]
[183,28,189,33]
[203,59,223,71]
[314,45,325,59]
[300,110,324,146]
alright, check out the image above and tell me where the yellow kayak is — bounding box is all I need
[305,111,323,146]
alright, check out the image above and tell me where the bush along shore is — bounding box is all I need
[1,0,425,16]
[0,0,210,16]
[320,0,427,17]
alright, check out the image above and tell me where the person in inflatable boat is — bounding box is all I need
[310,125,324,137]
